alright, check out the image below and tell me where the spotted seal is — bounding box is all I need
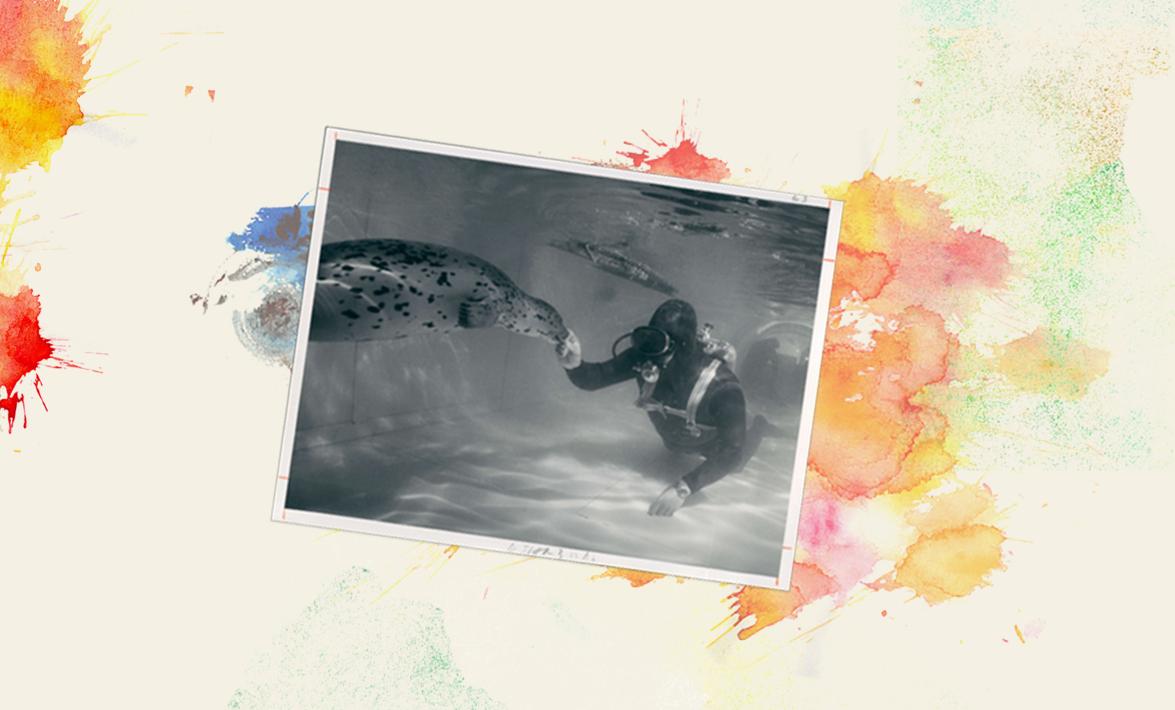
[310,238,573,346]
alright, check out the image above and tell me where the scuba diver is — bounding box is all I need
[554,299,783,517]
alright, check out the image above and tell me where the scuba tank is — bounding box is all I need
[698,322,737,369]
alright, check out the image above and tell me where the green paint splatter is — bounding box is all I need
[1034,161,1140,342]
[892,3,1173,473]
[911,0,1004,28]
[228,567,503,710]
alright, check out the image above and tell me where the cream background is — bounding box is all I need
[3,1,1174,708]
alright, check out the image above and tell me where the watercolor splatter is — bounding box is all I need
[611,109,731,182]
[0,0,99,433]
[194,203,312,367]
[217,105,1132,648]
[591,568,685,588]
[0,0,93,174]
[880,524,1006,603]
[0,284,52,431]
[996,328,1109,401]
[715,563,838,642]
[229,567,504,710]
[590,109,1109,641]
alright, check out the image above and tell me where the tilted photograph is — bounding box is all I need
[272,128,842,589]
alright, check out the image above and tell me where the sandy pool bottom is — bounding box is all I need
[286,389,800,578]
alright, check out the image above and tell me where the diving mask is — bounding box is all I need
[612,326,676,362]
[624,326,675,357]
[613,325,676,387]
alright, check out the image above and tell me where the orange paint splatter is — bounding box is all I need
[183,84,193,96]
[592,567,666,588]
[997,327,1109,399]
[207,88,215,101]
[810,306,955,498]
[0,0,93,174]
[881,524,1006,604]
[33,262,40,271]
[828,244,894,305]
[720,563,837,641]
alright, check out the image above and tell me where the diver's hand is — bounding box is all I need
[555,330,582,369]
[649,480,690,517]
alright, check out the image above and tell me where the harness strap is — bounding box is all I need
[684,360,722,434]
[635,359,723,437]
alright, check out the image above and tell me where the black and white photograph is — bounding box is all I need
[273,128,842,589]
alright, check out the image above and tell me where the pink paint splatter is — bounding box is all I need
[797,479,883,601]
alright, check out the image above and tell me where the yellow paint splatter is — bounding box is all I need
[885,524,1006,604]
[906,483,997,536]
[997,327,1109,400]
[0,207,20,268]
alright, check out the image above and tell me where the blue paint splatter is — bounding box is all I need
[212,200,315,367]
[227,202,313,258]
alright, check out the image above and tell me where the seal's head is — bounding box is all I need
[501,295,572,346]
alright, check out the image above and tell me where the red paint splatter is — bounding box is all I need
[207,88,216,101]
[0,285,53,433]
[613,107,731,182]
[881,609,888,617]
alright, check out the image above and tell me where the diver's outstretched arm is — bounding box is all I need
[563,347,639,392]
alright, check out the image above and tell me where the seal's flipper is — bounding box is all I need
[458,297,501,328]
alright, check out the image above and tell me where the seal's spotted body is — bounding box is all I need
[310,238,569,345]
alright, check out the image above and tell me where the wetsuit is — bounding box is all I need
[565,347,758,494]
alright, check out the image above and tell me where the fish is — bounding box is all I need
[547,239,678,296]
